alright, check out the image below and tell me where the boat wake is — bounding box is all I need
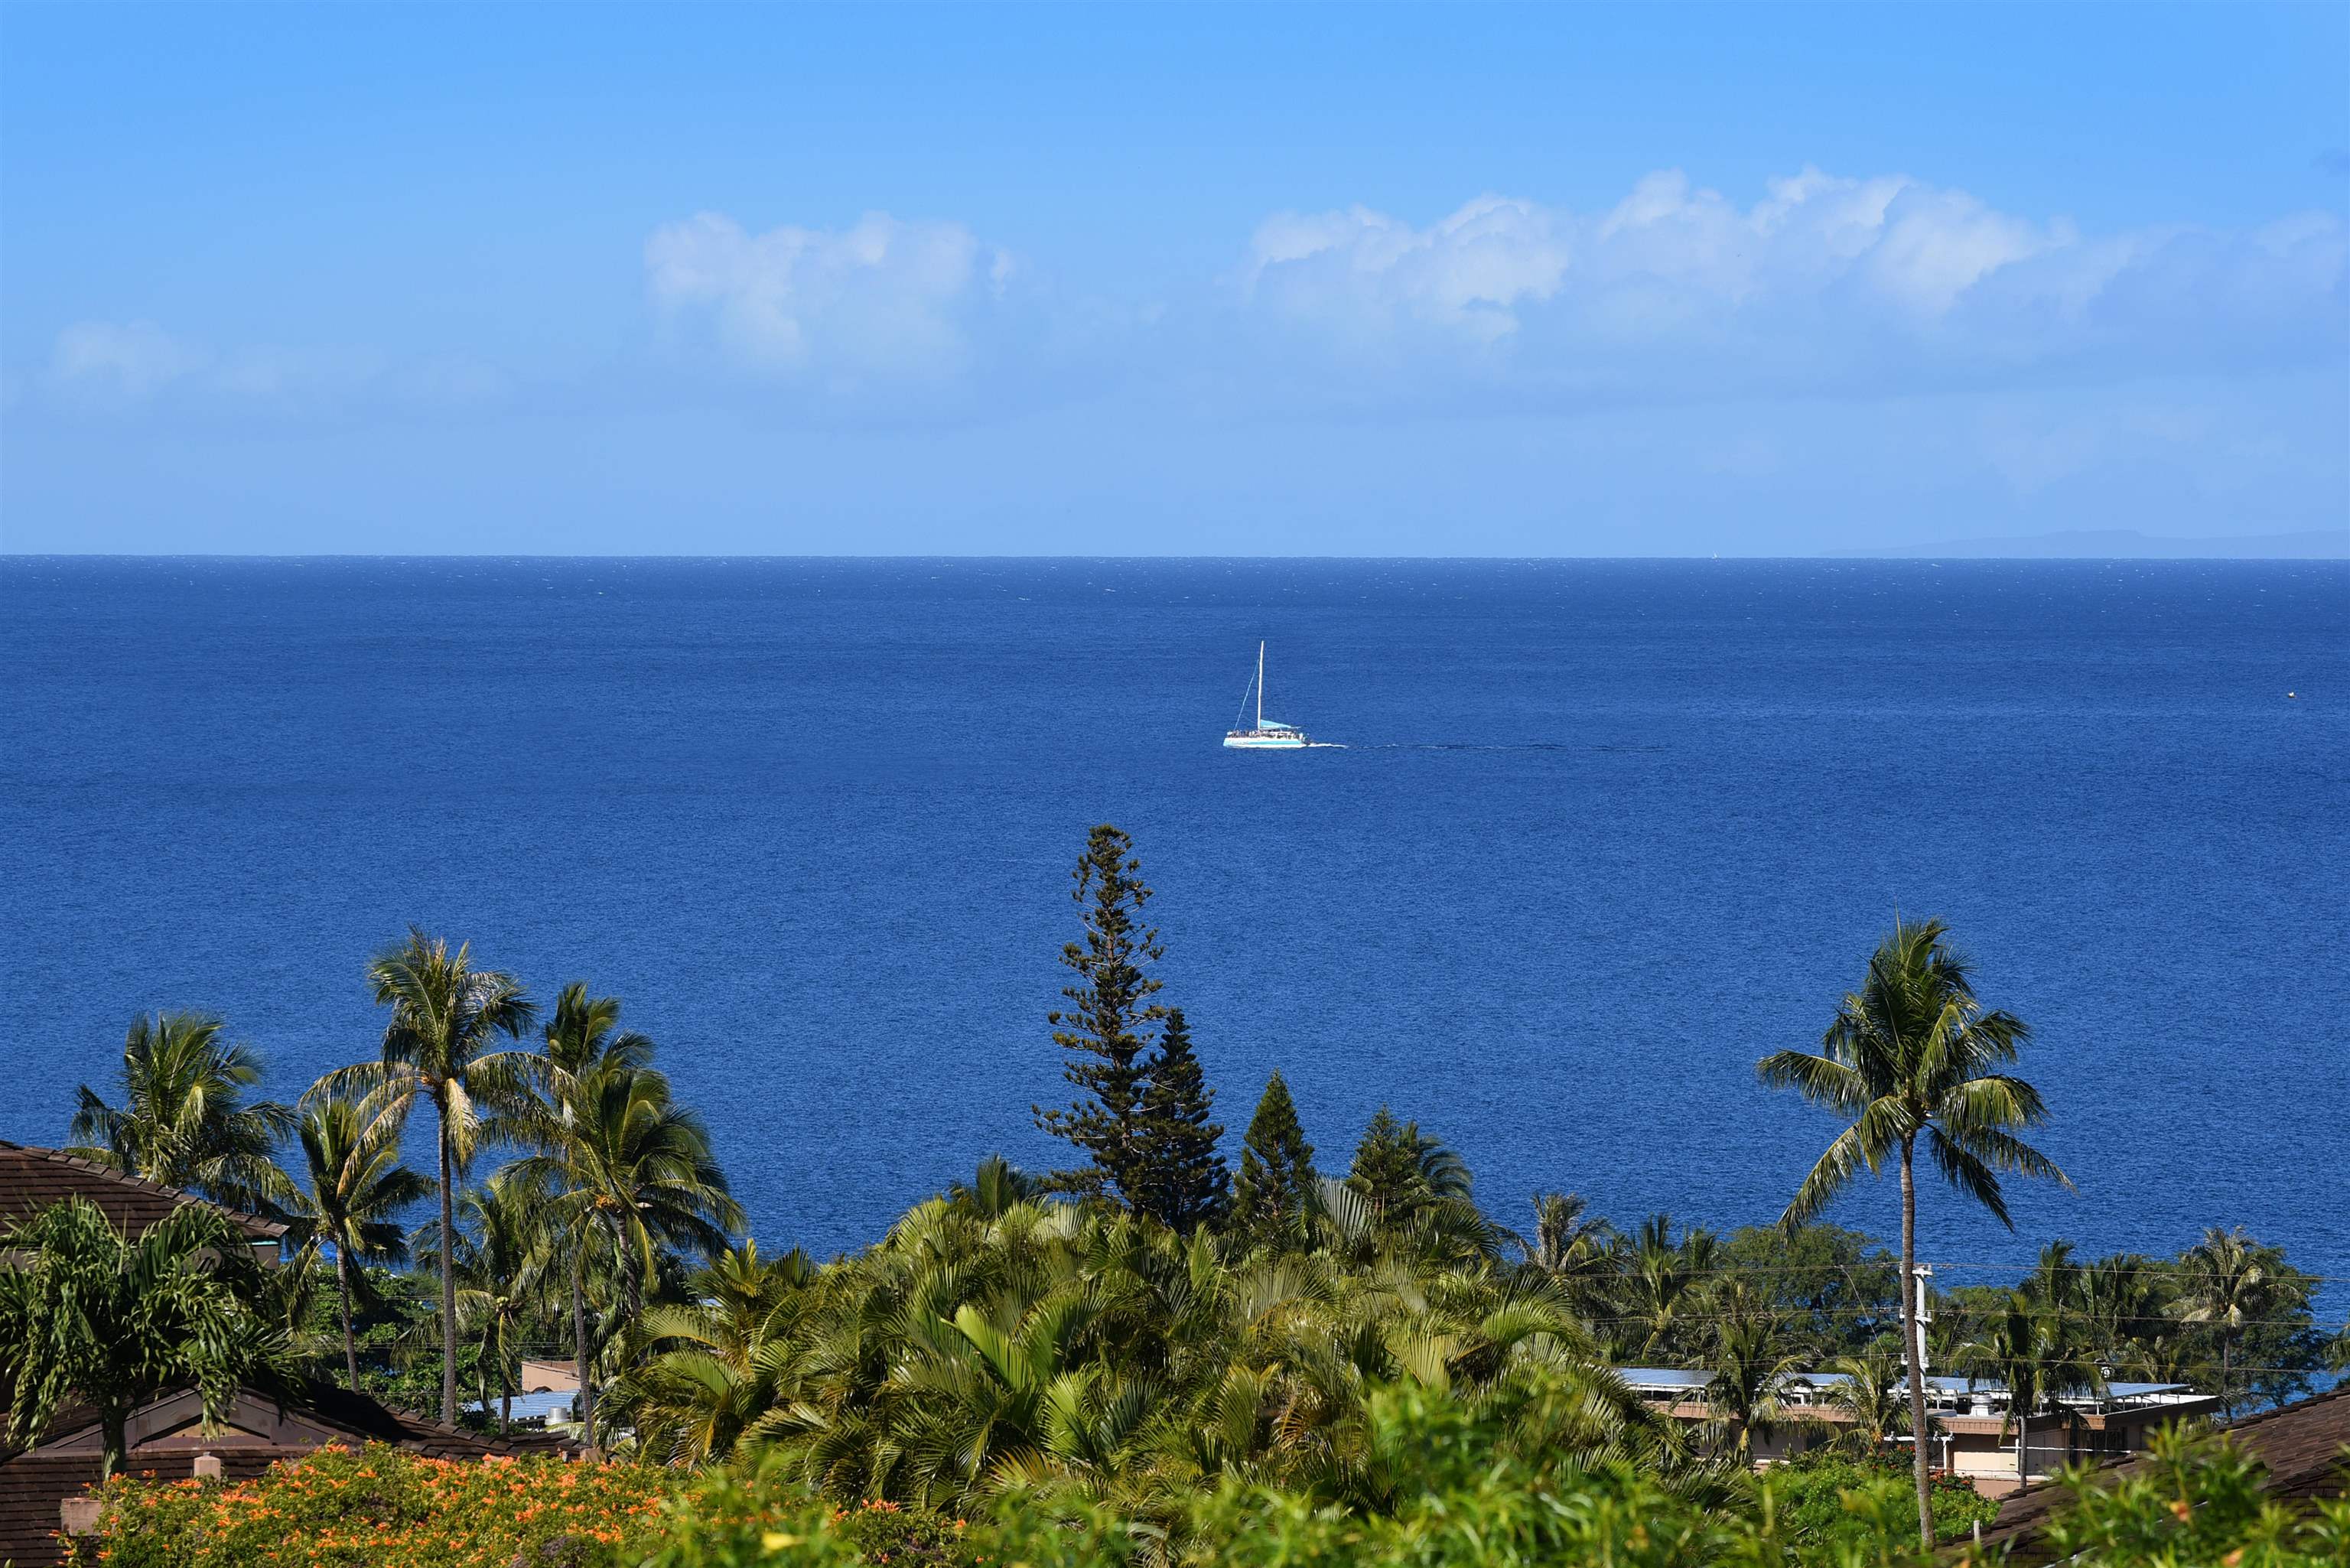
[1353,743,1666,753]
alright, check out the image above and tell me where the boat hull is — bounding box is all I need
[1224,732,1310,749]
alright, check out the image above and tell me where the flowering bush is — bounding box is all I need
[62,1443,671,1568]
[826,1498,983,1566]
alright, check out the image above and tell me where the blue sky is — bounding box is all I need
[3,2,2345,555]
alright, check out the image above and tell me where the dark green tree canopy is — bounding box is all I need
[1346,1108,1470,1227]
[1347,1107,1421,1220]
[1033,824,1167,1202]
[1232,1071,1317,1243]
[1131,1008,1229,1234]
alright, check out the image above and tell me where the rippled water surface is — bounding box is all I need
[3,558,2343,1306]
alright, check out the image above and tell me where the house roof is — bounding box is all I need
[0,1140,286,1243]
[1971,1382,2350,1562]
[0,1378,581,1566]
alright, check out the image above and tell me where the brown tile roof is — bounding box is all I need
[0,1141,285,1243]
[0,1380,583,1566]
[1971,1383,2350,1562]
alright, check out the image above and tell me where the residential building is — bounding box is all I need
[1615,1365,2219,1496]
[0,1140,579,1566]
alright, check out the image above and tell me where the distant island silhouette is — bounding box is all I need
[1827,529,2346,560]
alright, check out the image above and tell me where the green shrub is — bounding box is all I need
[1759,1448,1998,1547]
[2036,1425,2350,1567]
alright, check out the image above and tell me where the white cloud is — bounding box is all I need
[1234,167,2347,398]
[646,211,1012,382]
[37,322,514,422]
[48,320,206,402]
[1241,196,1573,346]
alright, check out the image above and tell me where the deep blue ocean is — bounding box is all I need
[3,558,2344,1314]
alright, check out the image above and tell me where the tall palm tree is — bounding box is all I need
[321,929,539,1424]
[512,1058,741,1443]
[2170,1226,2275,1419]
[1955,1290,2104,1488]
[419,1169,552,1433]
[504,983,682,1443]
[1758,917,2070,1549]
[69,1011,296,1215]
[279,1091,429,1391]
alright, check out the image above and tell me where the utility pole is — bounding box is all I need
[1912,1262,1934,1377]
[1912,1263,1938,1471]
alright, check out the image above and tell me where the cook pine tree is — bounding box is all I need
[1132,1007,1229,1232]
[1348,1105,1426,1222]
[1034,824,1167,1202]
[1232,1070,1317,1243]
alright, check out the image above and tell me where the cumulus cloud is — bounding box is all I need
[646,211,1015,383]
[1233,167,2348,402]
[49,320,207,403]
[37,320,513,422]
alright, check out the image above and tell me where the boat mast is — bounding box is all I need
[1256,641,1265,730]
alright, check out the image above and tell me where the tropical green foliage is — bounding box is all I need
[1932,1235,2330,1421]
[1759,1448,1999,1549]
[2033,1423,2350,1566]
[2170,1225,2303,1419]
[418,1167,555,1433]
[507,1026,744,1441]
[1759,915,2070,1547]
[0,1196,287,1477]
[635,1392,2347,1567]
[60,1406,2350,1568]
[277,1091,428,1391]
[1952,1287,2104,1486]
[15,831,2345,1568]
[610,1156,1696,1518]
[320,928,541,1424]
[69,1010,297,1215]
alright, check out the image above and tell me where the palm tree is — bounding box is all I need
[419,1169,551,1433]
[1623,1214,1717,1360]
[2170,1226,2275,1419]
[518,982,654,1420]
[1511,1192,1618,1319]
[279,1091,429,1391]
[0,1198,287,1478]
[321,929,539,1424]
[2074,1253,2166,1371]
[1758,917,2071,1549]
[600,1241,815,1465]
[1697,1287,1811,1462]
[69,1011,296,1215]
[1955,1290,2104,1488]
[1824,1344,1909,1451]
[512,1058,741,1443]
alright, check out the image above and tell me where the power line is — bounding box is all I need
[1525,1258,2350,1283]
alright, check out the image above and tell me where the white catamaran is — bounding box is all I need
[1224,641,1316,749]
